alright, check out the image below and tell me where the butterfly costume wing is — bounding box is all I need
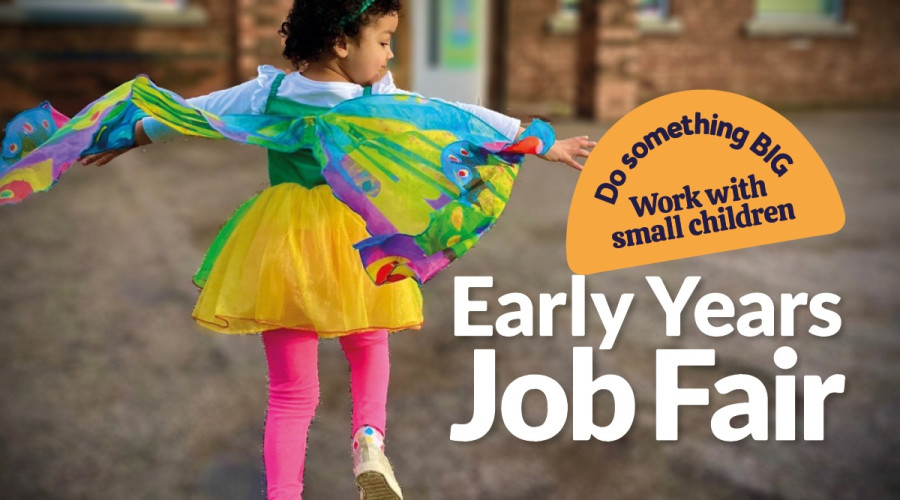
[0,76,554,285]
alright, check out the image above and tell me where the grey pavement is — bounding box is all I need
[0,110,897,499]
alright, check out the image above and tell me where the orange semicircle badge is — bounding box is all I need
[567,90,844,275]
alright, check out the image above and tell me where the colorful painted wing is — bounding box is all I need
[311,94,554,284]
[1,76,310,206]
[0,76,554,285]
[1,102,70,203]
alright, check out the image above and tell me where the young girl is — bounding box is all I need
[18,0,594,498]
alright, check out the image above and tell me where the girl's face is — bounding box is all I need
[339,12,398,86]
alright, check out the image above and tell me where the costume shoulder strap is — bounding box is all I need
[265,72,288,113]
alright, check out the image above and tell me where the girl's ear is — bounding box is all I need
[334,36,350,59]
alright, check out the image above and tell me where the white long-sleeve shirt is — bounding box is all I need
[142,65,521,143]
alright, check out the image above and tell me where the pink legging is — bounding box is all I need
[262,328,390,499]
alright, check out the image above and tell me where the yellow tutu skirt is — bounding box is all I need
[192,183,424,336]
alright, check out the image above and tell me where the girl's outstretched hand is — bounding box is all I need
[79,147,134,167]
[78,119,151,167]
[539,135,596,171]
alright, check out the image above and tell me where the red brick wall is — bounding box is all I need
[0,0,304,120]
[502,0,580,117]
[235,0,293,81]
[594,0,638,121]
[0,0,237,120]
[638,0,900,108]
[498,0,900,119]
[3,0,897,122]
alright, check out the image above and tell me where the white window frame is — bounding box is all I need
[1,0,205,26]
[547,0,579,35]
[745,0,856,38]
[637,0,668,20]
[16,0,184,12]
[636,0,682,35]
[755,0,841,21]
[547,0,682,36]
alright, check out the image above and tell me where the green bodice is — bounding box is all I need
[264,72,371,188]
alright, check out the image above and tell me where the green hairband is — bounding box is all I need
[339,0,377,27]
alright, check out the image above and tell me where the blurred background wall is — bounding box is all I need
[2,0,898,122]
[502,0,900,119]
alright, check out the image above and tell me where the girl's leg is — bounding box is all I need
[339,329,390,437]
[262,328,320,500]
[341,329,404,498]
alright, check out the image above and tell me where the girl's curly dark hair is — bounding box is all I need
[279,0,402,68]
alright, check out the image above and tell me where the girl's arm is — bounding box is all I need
[377,76,594,171]
[81,68,275,166]
[375,74,522,141]
[513,124,596,171]
[135,119,152,146]
[140,78,263,143]
[79,119,152,167]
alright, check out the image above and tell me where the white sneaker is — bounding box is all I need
[352,426,403,500]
